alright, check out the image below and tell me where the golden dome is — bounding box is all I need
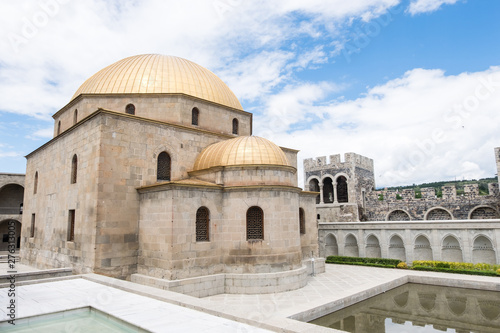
[193,136,291,171]
[71,54,243,110]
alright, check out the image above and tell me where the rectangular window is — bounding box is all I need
[2,234,8,242]
[67,210,75,242]
[30,214,35,238]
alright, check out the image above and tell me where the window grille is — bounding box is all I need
[247,206,263,240]
[157,152,171,181]
[196,207,209,241]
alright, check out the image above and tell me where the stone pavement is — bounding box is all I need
[1,264,500,332]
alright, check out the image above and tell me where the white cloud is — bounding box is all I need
[255,66,500,188]
[25,127,53,140]
[407,0,460,15]
[0,0,400,118]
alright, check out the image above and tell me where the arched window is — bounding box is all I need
[337,176,348,203]
[247,206,264,240]
[232,118,239,135]
[323,177,334,203]
[57,121,61,135]
[157,152,171,181]
[30,214,35,238]
[68,210,75,242]
[299,208,305,234]
[71,154,78,184]
[196,207,209,242]
[34,172,38,194]
[192,107,199,125]
[73,109,78,125]
[309,179,320,204]
[125,104,135,115]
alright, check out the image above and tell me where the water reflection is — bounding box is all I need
[309,283,500,333]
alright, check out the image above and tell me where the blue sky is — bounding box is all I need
[1,0,500,188]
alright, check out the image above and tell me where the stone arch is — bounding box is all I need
[365,234,381,258]
[446,296,467,316]
[478,300,500,321]
[386,209,411,221]
[414,234,433,261]
[393,291,409,308]
[425,207,453,220]
[388,234,406,261]
[307,177,320,204]
[469,205,500,219]
[418,292,437,312]
[0,184,24,215]
[336,175,348,203]
[344,233,359,257]
[0,219,21,251]
[322,176,334,203]
[325,233,338,257]
[472,235,496,264]
[442,234,463,262]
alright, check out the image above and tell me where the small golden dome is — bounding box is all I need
[193,136,291,171]
[71,54,243,110]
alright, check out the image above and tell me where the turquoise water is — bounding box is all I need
[2,307,150,332]
[309,283,500,333]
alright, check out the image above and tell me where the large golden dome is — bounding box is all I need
[71,54,243,110]
[193,136,291,171]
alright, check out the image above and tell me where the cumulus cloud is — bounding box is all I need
[407,0,460,15]
[255,66,500,188]
[0,0,400,118]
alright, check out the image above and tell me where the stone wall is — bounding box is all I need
[319,220,500,264]
[54,94,252,138]
[367,185,500,221]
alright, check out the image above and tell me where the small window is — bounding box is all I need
[157,152,171,181]
[73,109,78,125]
[192,107,199,126]
[34,172,38,194]
[71,154,78,184]
[57,121,61,135]
[232,118,239,135]
[196,207,210,242]
[68,210,75,241]
[125,104,135,115]
[30,214,35,238]
[299,208,305,235]
[247,206,264,240]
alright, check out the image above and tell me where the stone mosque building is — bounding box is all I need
[18,54,323,296]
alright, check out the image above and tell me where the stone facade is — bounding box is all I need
[20,55,323,295]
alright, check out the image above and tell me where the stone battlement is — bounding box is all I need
[304,152,374,172]
[377,183,499,201]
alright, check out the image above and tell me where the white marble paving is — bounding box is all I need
[0,278,273,332]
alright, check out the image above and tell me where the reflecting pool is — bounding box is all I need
[309,283,500,333]
[2,307,150,332]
